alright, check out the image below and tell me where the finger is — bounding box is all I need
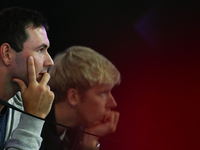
[13,78,27,93]
[46,85,52,94]
[112,112,120,131]
[113,111,120,125]
[105,111,119,132]
[103,111,115,123]
[27,56,36,84]
[46,85,50,91]
[39,73,50,85]
[103,111,119,128]
[50,91,55,101]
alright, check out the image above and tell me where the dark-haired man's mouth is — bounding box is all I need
[37,73,44,82]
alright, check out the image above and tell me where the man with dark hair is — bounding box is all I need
[0,7,54,149]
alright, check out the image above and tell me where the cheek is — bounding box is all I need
[15,54,27,71]
[13,54,29,83]
[33,56,44,73]
[80,95,106,123]
[87,107,105,126]
[88,103,105,119]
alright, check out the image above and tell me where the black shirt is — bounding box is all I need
[40,104,83,150]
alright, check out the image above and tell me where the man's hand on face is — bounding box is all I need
[13,56,54,119]
[82,111,120,147]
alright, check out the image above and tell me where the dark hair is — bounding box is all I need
[0,7,49,52]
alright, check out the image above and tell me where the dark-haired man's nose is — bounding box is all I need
[44,52,54,67]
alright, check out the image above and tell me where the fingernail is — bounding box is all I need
[29,56,33,61]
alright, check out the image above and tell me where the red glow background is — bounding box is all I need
[1,1,200,149]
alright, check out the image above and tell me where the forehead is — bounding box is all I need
[87,83,115,93]
[24,26,49,49]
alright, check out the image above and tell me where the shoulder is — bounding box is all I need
[8,92,23,110]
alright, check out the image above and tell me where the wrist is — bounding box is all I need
[82,134,99,147]
[79,141,100,150]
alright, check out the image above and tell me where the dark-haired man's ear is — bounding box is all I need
[0,43,12,66]
[67,88,80,107]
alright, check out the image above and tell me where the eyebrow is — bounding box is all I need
[36,44,49,49]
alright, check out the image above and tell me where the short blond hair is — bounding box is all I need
[49,46,121,101]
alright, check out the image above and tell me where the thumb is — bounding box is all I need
[13,78,27,93]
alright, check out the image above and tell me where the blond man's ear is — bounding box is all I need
[66,88,81,107]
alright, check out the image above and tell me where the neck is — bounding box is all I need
[54,100,79,136]
[0,69,19,112]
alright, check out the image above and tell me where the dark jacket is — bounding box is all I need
[40,104,83,150]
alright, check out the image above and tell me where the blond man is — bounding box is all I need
[41,46,120,150]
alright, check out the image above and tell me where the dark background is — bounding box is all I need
[1,0,200,149]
